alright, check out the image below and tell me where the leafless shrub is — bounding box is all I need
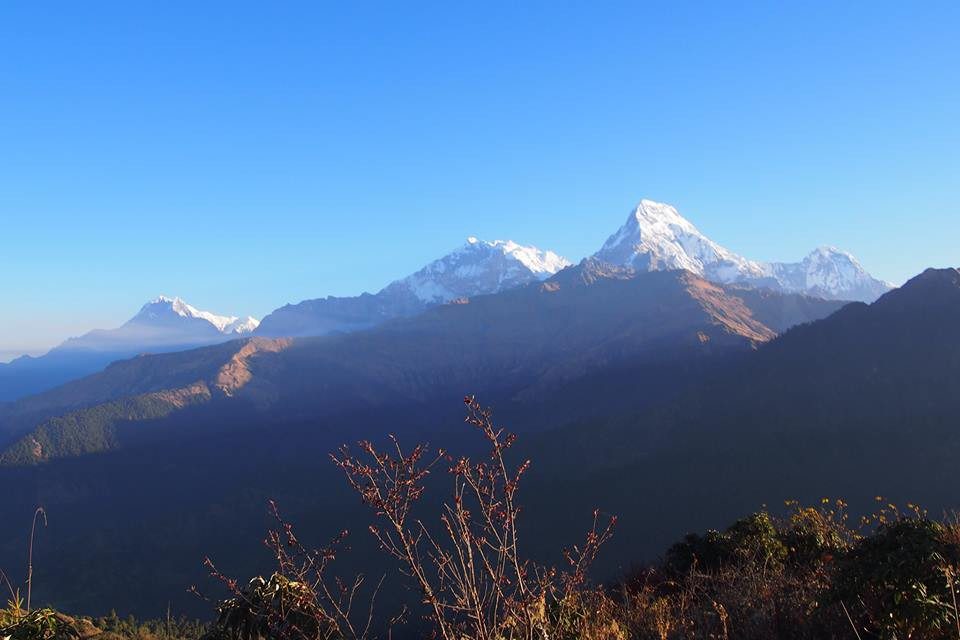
[331,395,616,640]
[196,502,386,640]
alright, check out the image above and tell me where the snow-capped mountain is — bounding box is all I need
[595,200,768,284]
[255,238,571,337]
[0,297,259,401]
[764,247,893,303]
[1,200,891,402]
[381,238,571,304]
[63,296,259,351]
[594,199,892,302]
[130,296,260,337]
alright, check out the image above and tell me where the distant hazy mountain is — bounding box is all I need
[594,199,892,302]
[0,296,258,402]
[255,238,571,337]
[125,296,260,339]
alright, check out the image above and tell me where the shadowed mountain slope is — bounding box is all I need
[565,267,960,462]
[521,267,960,582]
[0,339,266,446]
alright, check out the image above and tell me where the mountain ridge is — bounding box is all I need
[0,264,845,464]
[540,265,960,471]
[255,237,571,337]
[0,337,292,464]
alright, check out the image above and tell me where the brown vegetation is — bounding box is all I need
[196,399,960,639]
[8,397,960,638]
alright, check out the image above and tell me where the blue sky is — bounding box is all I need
[1,1,958,360]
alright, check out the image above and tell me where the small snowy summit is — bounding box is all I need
[594,199,892,302]
[383,238,571,304]
[132,296,260,335]
[55,295,261,352]
[0,296,262,401]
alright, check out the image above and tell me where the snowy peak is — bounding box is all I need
[131,296,259,335]
[764,247,893,302]
[804,246,870,286]
[628,199,700,234]
[223,316,261,335]
[595,199,765,283]
[594,199,892,302]
[477,238,571,277]
[254,238,570,338]
[384,238,571,304]
[802,246,865,273]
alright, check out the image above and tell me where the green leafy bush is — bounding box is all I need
[665,511,787,575]
[831,517,960,638]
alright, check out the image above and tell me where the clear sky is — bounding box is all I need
[1,1,958,361]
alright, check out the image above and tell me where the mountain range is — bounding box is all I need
[0,256,851,614]
[0,195,929,620]
[0,259,954,618]
[259,199,891,341]
[0,199,891,402]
